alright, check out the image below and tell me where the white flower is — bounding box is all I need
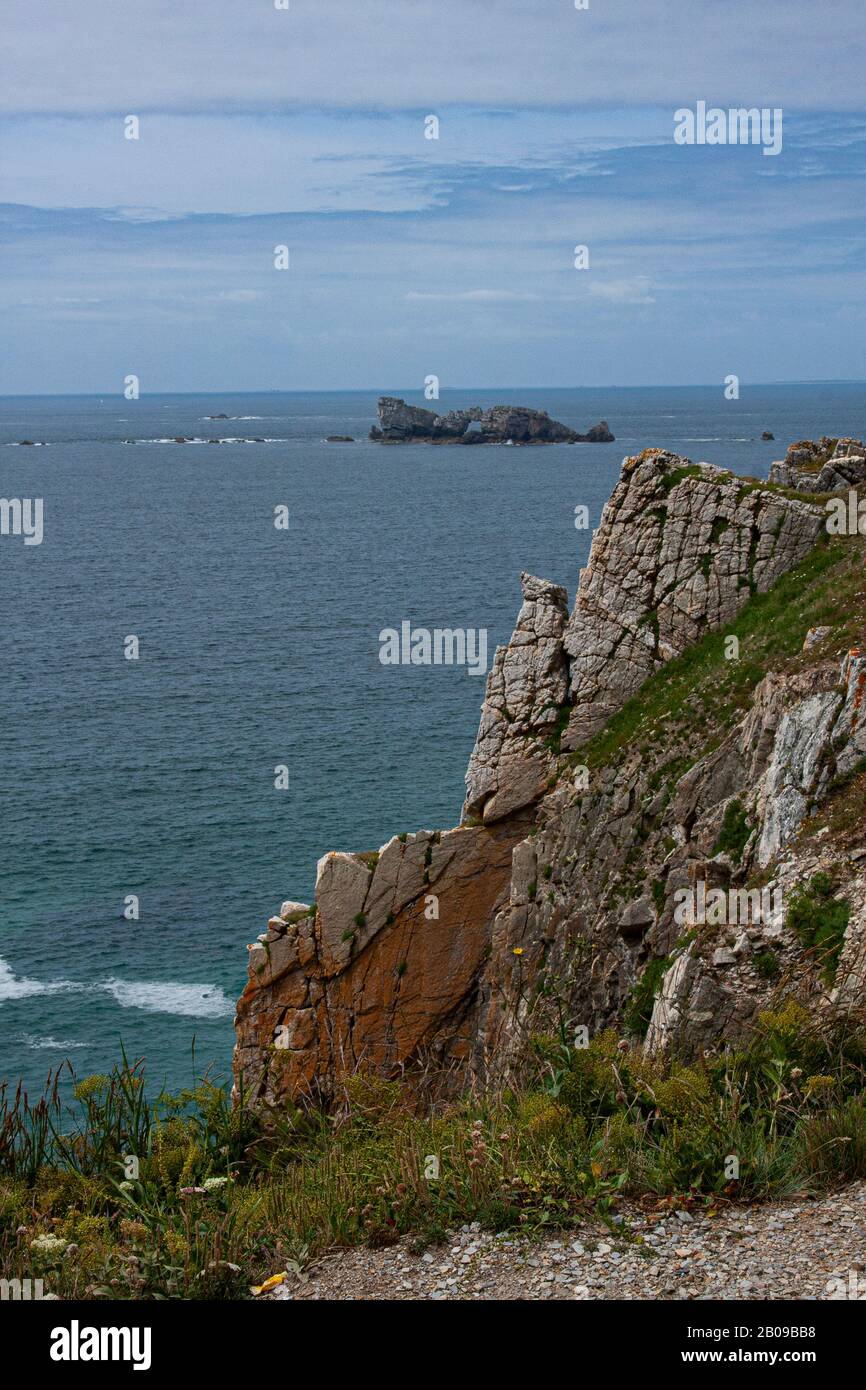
[30,1234,68,1257]
[203,1176,229,1192]
[118,1180,135,1193]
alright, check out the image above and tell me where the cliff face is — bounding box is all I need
[233,819,528,1107]
[560,453,825,745]
[234,447,866,1110]
[463,452,825,817]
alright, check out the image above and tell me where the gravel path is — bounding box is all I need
[270,1182,866,1301]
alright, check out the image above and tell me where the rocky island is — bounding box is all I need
[235,438,866,1112]
[368,396,614,444]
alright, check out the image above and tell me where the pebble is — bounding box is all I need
[270,1180,866,1302]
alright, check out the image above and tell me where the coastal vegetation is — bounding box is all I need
[3,1006,866,1299]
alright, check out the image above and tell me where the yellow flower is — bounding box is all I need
[250,1271,288,1296]
[512,947,524,956]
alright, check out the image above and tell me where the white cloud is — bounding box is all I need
[217,289,265,302]
[588,278,656,305]
[405,289,539,302]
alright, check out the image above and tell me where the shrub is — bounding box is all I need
[713,798,751,862]
[623,956,671,1038]
[799,1098,866,1183]
[786,874,850,984]
[754,950,780,979]
[515,1093,572,1142]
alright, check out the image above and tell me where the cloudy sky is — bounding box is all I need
[1,0,864,392]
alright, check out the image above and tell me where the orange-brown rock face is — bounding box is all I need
[233,818,527,1107]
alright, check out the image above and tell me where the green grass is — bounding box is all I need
[658,464,702,492]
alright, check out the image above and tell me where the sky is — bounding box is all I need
[0,0,864,392]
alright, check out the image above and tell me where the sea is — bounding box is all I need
[1,383,863,1100]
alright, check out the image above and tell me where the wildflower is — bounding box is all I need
[790,1067,803,1080]
[118,1180,135,1193]
[179,1186,207,1196]
[72,1075,108,1102]
[120,1219,148,1242]
[512,947,524,956]
[617,1040,629,1052]
[203,1176,229,1192]
[30,1234,67,1258]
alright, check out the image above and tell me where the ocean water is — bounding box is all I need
[1,383,863,1099]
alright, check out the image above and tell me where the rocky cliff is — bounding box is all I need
[369,396,614,444]
[769,435,866,492]
[234,445,866,1111]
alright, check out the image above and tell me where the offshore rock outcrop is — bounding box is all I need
[369,396,614,445]
[234,444,866,1110]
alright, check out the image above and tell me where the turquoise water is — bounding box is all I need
[1,383,863,1098]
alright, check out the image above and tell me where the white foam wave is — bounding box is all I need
[0,958,85,1001]
[124,437,286,445]
[0,958,233,1019]
[21,1033,89,1050]
[102,978,234,1018]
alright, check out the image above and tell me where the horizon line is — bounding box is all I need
[1,379,864,399]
